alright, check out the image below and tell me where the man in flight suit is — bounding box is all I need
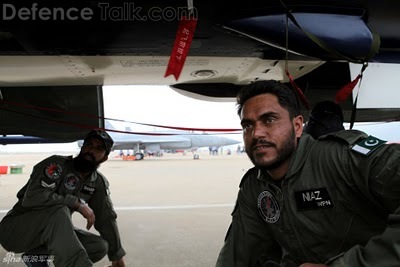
[0,130,126,267]
[303,100,345,139]
[216,80,400,267]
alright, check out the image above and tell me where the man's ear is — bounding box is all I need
[293,115,304,138]
[100,155,108,163]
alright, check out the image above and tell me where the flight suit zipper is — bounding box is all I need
[281,178,310,263]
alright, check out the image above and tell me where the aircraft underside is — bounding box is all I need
[1,0,400,142]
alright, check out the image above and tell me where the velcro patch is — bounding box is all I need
[295,188,333,211]
[81,185,96,195]
[351,135,386,155]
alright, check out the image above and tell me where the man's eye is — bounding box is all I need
[242,124,252,130]
[265,117,275,123]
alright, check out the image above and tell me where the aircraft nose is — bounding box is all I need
[220,135,241,146]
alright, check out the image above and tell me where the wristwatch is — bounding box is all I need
[77,198,86,212]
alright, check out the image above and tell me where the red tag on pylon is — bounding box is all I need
[285,69,310,110]
[164,16,197,81]
[335,74,361,103]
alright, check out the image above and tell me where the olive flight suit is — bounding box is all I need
[0,155,126,266]
[216,130,400,267]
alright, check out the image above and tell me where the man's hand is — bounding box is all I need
[108,257,125,267]
[300,264,327,267]
[77,203,95,230]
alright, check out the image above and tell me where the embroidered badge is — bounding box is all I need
[44,163,63,180]
[258,191,280,223]
[352,135,386,155]
[64,173,80,191]
[294,188,334,211]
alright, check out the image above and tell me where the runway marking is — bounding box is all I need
[114,203,234,210]
[0,203,234,214]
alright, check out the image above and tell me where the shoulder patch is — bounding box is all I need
[351,135,387,155]
[44,162,63,180]
[97,171,111,195]
[320,129,368,145]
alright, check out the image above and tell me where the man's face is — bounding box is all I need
[74,137,108,173]
[240,93,303,171]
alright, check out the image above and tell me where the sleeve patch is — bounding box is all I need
[41,180,56,189]
[351,135,387,155]
[44,162,63,180]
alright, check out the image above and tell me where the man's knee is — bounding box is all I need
[48,205,71,221]
[88,238,108,263]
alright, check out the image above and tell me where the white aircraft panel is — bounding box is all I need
[350,62,400,108]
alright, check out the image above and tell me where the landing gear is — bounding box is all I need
[134,152,144,160]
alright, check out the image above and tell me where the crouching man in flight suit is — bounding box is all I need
[0,130,126,267]
[216,80,400,267]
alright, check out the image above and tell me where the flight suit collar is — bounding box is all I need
[88,171,98,182]
[286,133,315,178]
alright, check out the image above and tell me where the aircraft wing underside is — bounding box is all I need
[1,0,400,142]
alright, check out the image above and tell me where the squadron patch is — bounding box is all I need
[64,173,80,191]
[258,191,280,223]
[44,163,63,180]
[352,135,386,155]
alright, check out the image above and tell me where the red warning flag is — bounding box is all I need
[164,16,197,81]
[335,74,361,103]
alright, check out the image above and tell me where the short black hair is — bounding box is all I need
[236,80,301,119]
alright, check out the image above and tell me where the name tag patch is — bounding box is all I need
[295,188,333,211]
[82,185,96,195]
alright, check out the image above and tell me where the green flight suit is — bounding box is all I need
[216,130,400,267]
[0,155,126,266]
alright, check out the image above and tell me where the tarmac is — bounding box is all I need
[0,150,254,267]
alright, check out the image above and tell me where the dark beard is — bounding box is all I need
[73,153,101,173]
[248,127,296,171]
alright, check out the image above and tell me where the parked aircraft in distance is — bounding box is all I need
[76,122,241,160]
[1,0,400,142]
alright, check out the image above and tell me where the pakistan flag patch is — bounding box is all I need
[351,135,386,155]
